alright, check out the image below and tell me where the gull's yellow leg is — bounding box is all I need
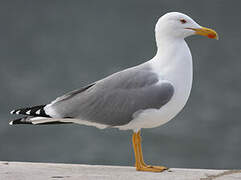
[137,131,168,171]
[136,131,147,166]
[132,131,168,172]
[132,132,141,169]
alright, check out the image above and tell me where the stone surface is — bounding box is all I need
[0,161,241,180]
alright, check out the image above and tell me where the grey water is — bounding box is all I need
[0,0,241,169]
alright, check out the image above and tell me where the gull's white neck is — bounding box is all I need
[151,37,193,81]
[149,37,193,115]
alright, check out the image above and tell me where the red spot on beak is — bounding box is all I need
[208,34,216,39]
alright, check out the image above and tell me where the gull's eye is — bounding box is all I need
[180,19,187,24]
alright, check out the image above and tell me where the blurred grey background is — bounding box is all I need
[0,0,241,169]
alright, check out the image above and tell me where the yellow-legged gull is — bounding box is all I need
[10,12,218,172]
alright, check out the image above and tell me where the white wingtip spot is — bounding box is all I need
[15,110,20,114]
[36,109,41,115]
[10,110,15,114]
[9,121,13,125]
[26,110,31,115]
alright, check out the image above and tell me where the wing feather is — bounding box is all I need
[45,65,174,126]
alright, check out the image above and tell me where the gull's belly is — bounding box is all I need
[117,78,192,132]
[119,55,193,131]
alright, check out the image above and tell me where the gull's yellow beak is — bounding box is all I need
[187,27,219,40]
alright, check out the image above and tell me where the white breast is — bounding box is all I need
[118,40,193,132]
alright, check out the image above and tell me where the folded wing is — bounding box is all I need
[45,64,174,126]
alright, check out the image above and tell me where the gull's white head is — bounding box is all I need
[155,12,218,44]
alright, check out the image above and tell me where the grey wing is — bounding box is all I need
[47,65,174,126]
[52,83,96,103]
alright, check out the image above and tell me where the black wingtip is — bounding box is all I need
[10,105,50,117]
[9,118,32,125]
[9,118,73,126]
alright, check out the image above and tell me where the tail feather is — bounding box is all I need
[9,116,73,126]
[10,105,50,117]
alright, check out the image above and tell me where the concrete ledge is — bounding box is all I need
[0,161,241,180]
